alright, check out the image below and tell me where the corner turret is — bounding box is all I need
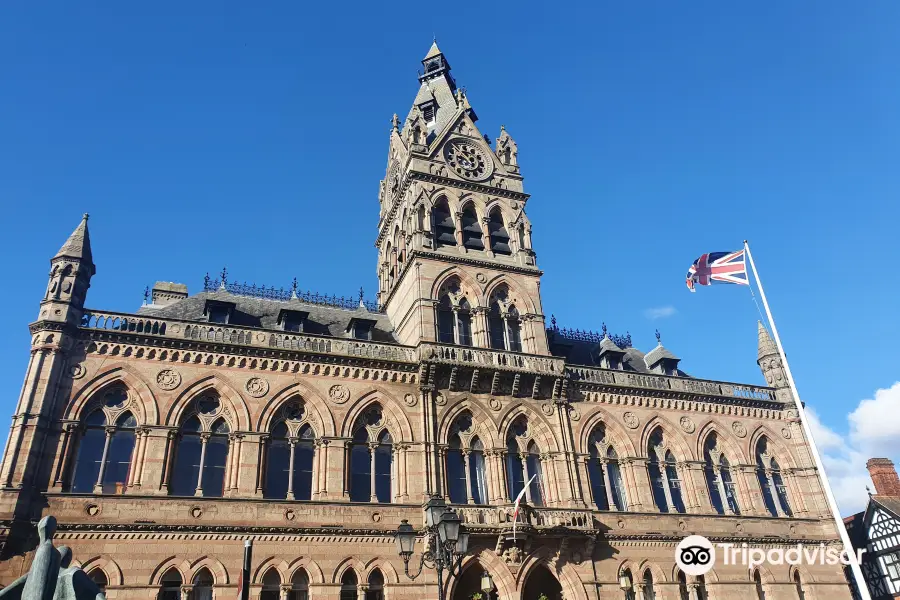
[757,321,795,405]
[40,214,95,326]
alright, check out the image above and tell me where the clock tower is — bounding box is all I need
[376,42,548,355]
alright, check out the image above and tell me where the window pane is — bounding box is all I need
[446,449,466,504]
[470,450,487,505]
[507,320,522,352]
[71,428,106,493]
[171,435,203,496]
[588,460,609,510]
[526,454,544,506]
[201,436,229,497]
[489,312,506,350]
[457,311,472,346]
[705,465,724,514]
[608,461,627,511]
[374,443,392,503]
[437,308,455,344]
[648,462,668,513]
[294,443,314,501]
[102,429,136,494]
[350,444,371,502]
[265,439,291,500]
[506,448,525,500]
[757,468,779,517]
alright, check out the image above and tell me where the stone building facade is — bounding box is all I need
[0,42,853,600]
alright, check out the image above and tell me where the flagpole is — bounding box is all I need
[743,240,870,600]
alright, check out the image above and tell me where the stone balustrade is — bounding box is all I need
[418,343,565,376]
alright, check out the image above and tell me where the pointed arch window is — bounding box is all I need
[676,572,689,600]
[191,568,214,600]
[349,406,393,503]
[340,571,358,600]
[461,205,484,250]
[88,569,107,592]
[366,569,384,600]
[703,433,740,515]
[433,198,457,248]
[158,568,182,600]
[265,418,315,501]
[436,280,473,347]
[505,424,544,507]
[642,571,656,600]
[586,425,627,511]
[290,569,310,600]
[696,574,709,600]
[755,437,792,517]
[171,396,231,498]
[647,429,685,513]
[488,287,523,352]
[445,414,487,504]
[753,570,767,600]
[260,569,281,600]
[620,570,636,600]
[488,208,511,255]
[793,571,806,600]
[71,400,137,495]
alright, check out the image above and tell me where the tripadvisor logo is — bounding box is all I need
[675,535,865,574]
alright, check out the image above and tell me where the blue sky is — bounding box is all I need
[1,1,897,515]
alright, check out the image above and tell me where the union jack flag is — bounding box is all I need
[686,250,749,292]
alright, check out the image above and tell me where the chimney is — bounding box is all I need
[151,282,188,307]
[867,458,900,496]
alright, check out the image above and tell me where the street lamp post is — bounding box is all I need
[395,497,471,600]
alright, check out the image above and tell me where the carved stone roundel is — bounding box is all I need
[541,403,554,417]
[328,384,350,405]
[69,364,87,379]
[156,368,181,390]
[570,409,581,422]
[404,393,417,407]
[488,397,501,412]
[623,412,640,429]
[781,427,792,440]
[245,377,269,398]
[435,393,447,407]
[679,416,696,434]
[732,421,747,438]
[443,139,493,181]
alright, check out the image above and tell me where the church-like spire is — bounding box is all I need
[419,40,453,85]
[757,321,792,404]
[54,213,94,274]
[757,321,778,363]
[423,40,443,61]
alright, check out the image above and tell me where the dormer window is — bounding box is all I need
[278,309,309,333]
[203,300,235,324]
[346,317,377,341]
[422,103,435,124]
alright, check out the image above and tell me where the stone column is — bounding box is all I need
[601,459,617,510]
[401,443,410,501]
[462,450,474,504]
[582,457,596,508]
[286,438,297,500]
[52,422,79,490]
[368,442,378,502]
[92,426,115,494]
[256,435,270,497]
[453,211,464,247]
[160,430,178,494]
[481,217,493,255]
[653,447,675,512]
[195,433,210,497]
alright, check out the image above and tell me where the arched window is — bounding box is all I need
[488,208,511,255]
[171,395,231,498]
[435,279,472,346]
[88,568,107,592]
[192,568,214,600]
[290,569,310,600]
[340,571,358,600]
[265,401,316,501]
[158,568,182,600]
[505,419,527,501]
[647,428,685,513]
[433,198,456,248]
[71,399,137,495]
[525,442,544,506]
[620,570,636,600]
[696,575,709,600]
[488,287,523,352]
[585,424,627,511]
[753,570,767,600]
[642,571,656,600]
[676,571,689,600]
[461,205,484,250]
[445,413,487,504]
[349,406,392,503]
[260,569,281,600]
[793,571,806,600]
[704,433,740,515]
[755,437,792,517]
[366,569,384,600]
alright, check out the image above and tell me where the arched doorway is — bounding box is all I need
[452,563,498,600]
[522,565,562,600]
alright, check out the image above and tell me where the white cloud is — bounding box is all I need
[643,306,677,320]
[805,382,900,516]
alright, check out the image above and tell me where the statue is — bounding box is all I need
[0,516,105,600]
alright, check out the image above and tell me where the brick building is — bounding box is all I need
[0,42,853,600]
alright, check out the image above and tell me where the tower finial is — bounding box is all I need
[655,329,662,344]
[143,286,150,306]
[82,213,89,221]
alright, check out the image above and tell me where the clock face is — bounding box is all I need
[443,139,493,181]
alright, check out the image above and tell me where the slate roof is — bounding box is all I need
[138,291,399,344]
[643,343,680,368]
[546,331,689,375]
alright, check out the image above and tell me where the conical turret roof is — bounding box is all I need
[423,40,443,61]
[54,214,94,270]
[757,321,778,362]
